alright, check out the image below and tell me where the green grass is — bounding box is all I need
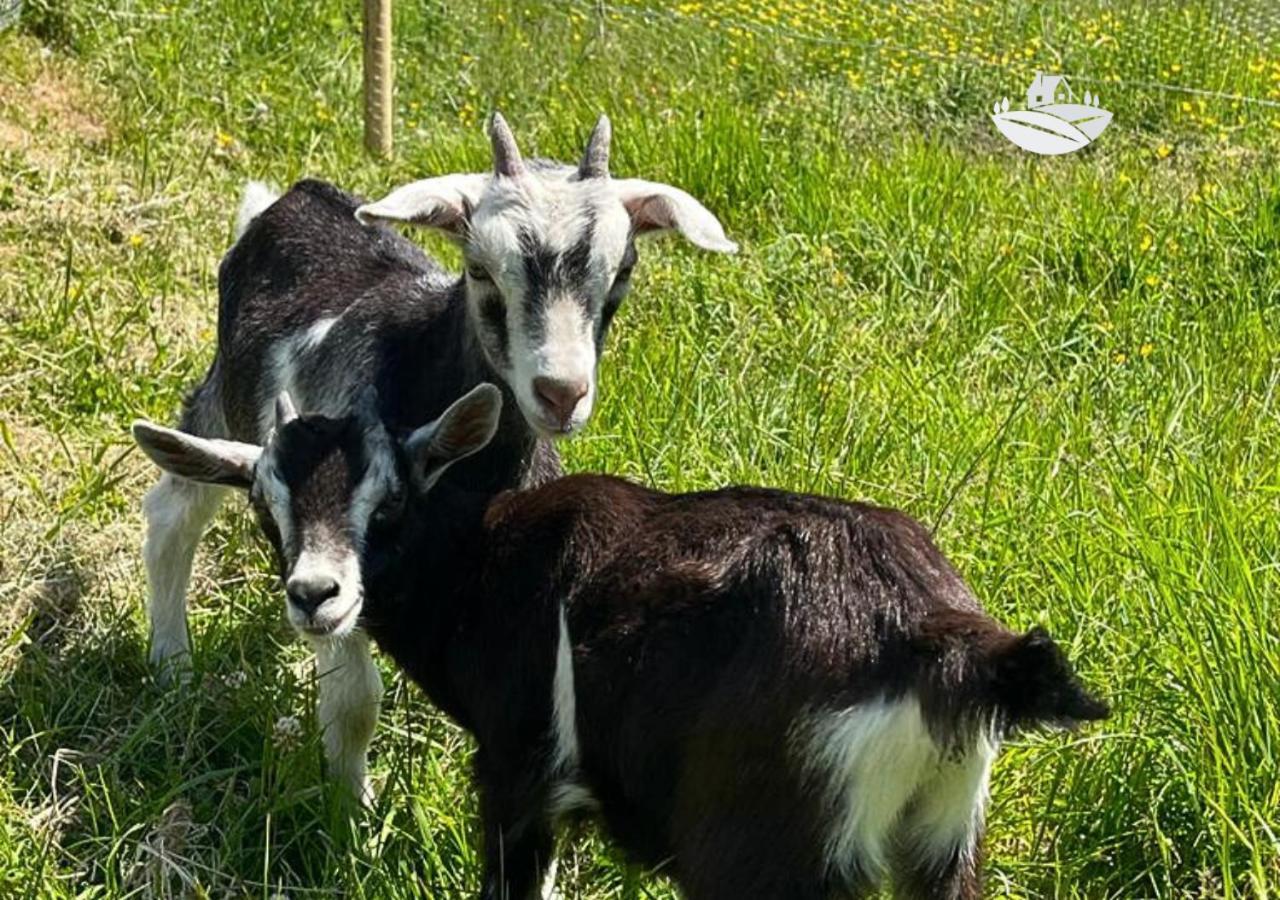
[1,0,1279,896]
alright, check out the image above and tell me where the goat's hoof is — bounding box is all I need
[149,646,192,687]
[332,772,375,810]
[353,776,376,809]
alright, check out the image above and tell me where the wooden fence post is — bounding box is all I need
[363,0,393,158]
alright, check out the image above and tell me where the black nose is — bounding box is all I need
[286,574,340,615]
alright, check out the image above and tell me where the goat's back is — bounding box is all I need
[208,179,464,440]
[486,474,988,684]
[217,179,449,341]
[485,474,1000,739]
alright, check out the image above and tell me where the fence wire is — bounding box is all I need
[563,0,1280,113]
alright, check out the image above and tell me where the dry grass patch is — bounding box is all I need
[0,36,107,159]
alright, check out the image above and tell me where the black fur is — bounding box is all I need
[196,178,560,491]
[340,467,1110,900]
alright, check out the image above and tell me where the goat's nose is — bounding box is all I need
[533,376,588,429]
[286,574,340,615]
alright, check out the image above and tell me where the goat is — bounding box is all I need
[133,113,737,801]
[133,385,1109,899]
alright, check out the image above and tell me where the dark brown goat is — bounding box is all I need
[135,385,1109,899]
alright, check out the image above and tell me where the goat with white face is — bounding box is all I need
[137,386,1109,900]
[133,113,735,801]
[354,113,736,436]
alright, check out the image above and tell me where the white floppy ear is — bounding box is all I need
[405,384,503,493]
[612,179,737,253]
[132,422,261,489]
[355,174,492,235]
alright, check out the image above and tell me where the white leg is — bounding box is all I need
[892,731,997,896]
[313,631,383,805]
[540,856,562,900]
[142,473,227,681]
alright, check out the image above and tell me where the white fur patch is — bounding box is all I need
[302,316,337,349]
[797,695,996,881]
[900,725,996,871]
[142,473,229,673]
[235,180,279,239]
[286,542,362,638]
[548,781,597,819]
[540,856,562,900]
[535,296,596,421]
[551,606,578,774]
[256,317,340,436]
[313,632,383,804]
[547,606,596,821]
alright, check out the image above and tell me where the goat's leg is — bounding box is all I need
[888,745,991,900]
[477,812,555,900]
[673,827,838,900]
[889,846,982,900]
[142,472,227,681]
[313,632,383,804]
[475,752,555,900]
[538,856,561,900]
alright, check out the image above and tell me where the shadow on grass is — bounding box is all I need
[0,540,384,894]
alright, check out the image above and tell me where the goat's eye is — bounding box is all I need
[466,263,492,282]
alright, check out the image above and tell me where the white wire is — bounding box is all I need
[566,0,1280,111]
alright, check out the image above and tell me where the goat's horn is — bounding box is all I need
[275,390,299,427]
[488,111,525,178]
[578,114,611,179]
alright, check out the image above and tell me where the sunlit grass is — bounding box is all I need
[1,1,1278,896]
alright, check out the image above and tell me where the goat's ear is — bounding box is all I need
[404,384,503,493]
[354,174,491,236]
[131,422,260,489]
[612,179,737,253]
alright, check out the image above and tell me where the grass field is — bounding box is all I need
[1,0,1279,896]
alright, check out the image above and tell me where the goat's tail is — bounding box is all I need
[918,612,1109,732]
[986,626,1110,730]
[234,180,280,240]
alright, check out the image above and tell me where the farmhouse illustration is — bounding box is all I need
[991,71,1113,155]
[1028,72,1064,107]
